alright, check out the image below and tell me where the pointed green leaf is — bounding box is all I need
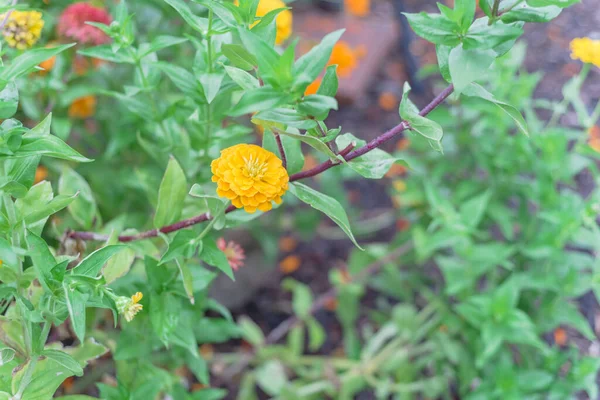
[289,182,362,249]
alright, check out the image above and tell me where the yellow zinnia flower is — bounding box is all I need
[116,292,143,322]
[211,144,289,213]
[248,0,292,45]
[570,37,600,68]
[2,10,44,50]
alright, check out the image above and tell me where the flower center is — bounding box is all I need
[243,155,267,178]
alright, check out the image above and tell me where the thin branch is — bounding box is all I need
[0,0,17,31]
[68,85,454,243]
[274,132,287,169]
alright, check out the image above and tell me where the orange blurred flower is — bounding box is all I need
[38,55,56,75]
[385,163,407,178]
[279,236,298,252]
[279,255,301,274]
[378,91,398,112]
[34,166,48,184]
[324,297,338,311]
[68,95,97,119]
[344,0,370,17]
[588,125,600,152]
[329,41,358,78]
[396,218,410,232]
[73,55,105,75]
[396,137,410,151]
[302,154,318,171]
[304,78,321,96]
[554,327,567,346]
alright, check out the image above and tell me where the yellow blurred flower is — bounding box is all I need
[68,95,96,119]
[116,292,143,322]
[211,144,289,213]
[251,0,292,45]
[393,180,407,192]
[2,10,44,50]
[570,37,600,67]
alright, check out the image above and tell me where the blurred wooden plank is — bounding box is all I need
[294,4,400,103]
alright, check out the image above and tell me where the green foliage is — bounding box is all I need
[0,0,593,399]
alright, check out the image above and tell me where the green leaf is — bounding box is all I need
[526,0,579,8]
[238,28,281,86]
[399,83,444,149]
[154,157,188,228]
[0,348,15,366]
[463,83,529,136]
[459,190,491,228]
[194,0,239,27]
[103,245,136,285]
[317,65,339,97]
[256,360,287,396]
[262,129,305,174]
[63,283,89,341]
[159,230,200,265]
[23,193,78,226]
[77,45,135,63]
[252,108,317,130]
[0,82,18,119]
[336,133,403,179]
[15,134,91,163]
[11,358,76,400]
[199,72,224,104]
[516,370,554,393]
[59,168,99,229]
[176,260,195,304]
[201,238,234,280]
[289,182,362,249]
[224,65,260,90]
[294,29,345,87]
[453,0,476,31]
[228,87,289,117]
[221,44,258,71]
[238,316,264,346]
[436,45,452,82]
[71,245,126,278]
[307,318,326,351]
[277,128,338,160]
[297,94,338,120]
[41,349,84,377]
[0,44,75,85]
[403,12,461,46]
[463,18,523,51]
[501,4,561,23]
[150,292,180,345]
[448,45,496,94]
[26,230,56,292]
[164,0,209,33]
[138,36,188,58]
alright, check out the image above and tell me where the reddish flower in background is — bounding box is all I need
[57,2,112,45]
[217,238,246,271]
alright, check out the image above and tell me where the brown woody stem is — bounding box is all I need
[68,85,454,243]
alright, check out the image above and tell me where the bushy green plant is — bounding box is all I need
[0,0,594,399]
